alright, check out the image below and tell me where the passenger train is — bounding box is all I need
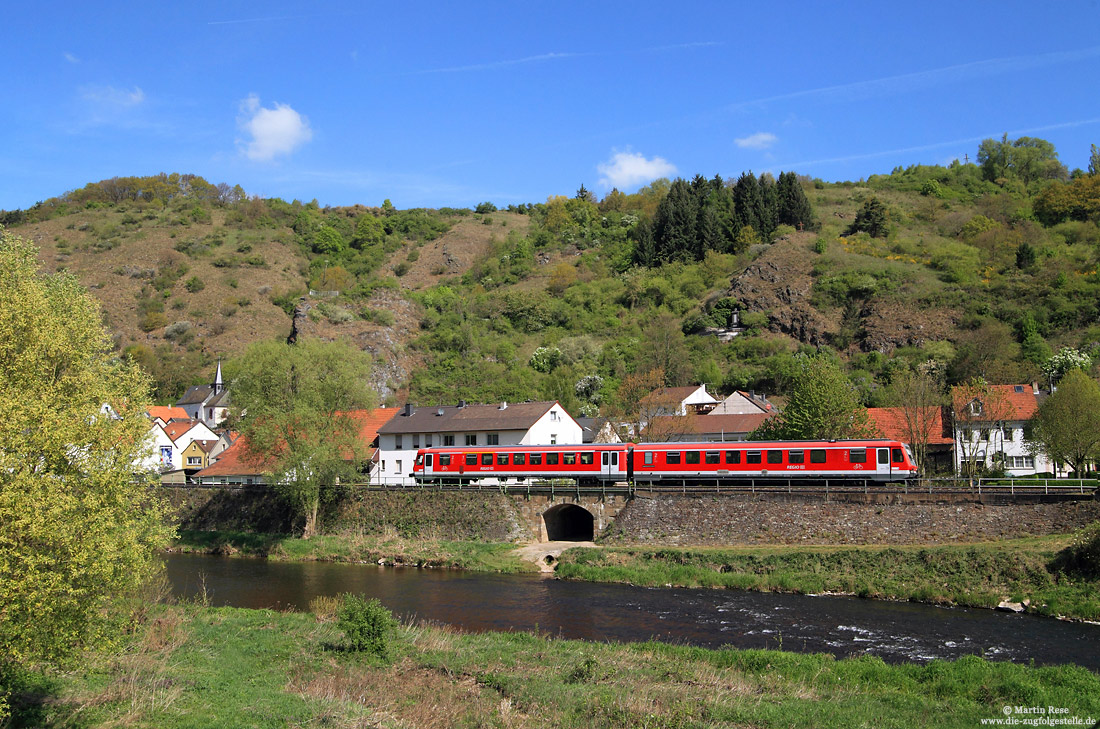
[412,439,918,485]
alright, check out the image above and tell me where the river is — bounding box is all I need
[163,553,1100,669]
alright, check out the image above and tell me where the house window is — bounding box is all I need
[550,410,560,422]
[466,434,477,446]
[1004,428,1014,442]
[1008,456,1035,469]
[487,433,499,445]
[395,435,403,450]
[187,456,201,466]
[444,435,454,446]
[381,460,386,471]
[396,460,402,473]
[159,446,172,465]
[413,434,420,448]
[550,434,557,445]
[208,408,214,420]
[425,435,433,447]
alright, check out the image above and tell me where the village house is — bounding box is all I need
[175,362,230,428]
[375,401,581,485]
[951,383,1052,477]
[147,405,190,427]
[157,419,218,473]
[867,406,955,475]
[639,384,720,417]
[181,439,218,473]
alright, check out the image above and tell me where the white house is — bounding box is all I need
[175,362,230,428]
[137,422,177,473]
[709,390,775,415]
[951,383,1053,477]
[375,401,582,484]
[158,419,219,472]
[639,385,719,417]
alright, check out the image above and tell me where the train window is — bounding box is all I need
[767,450,783,464]
[643,451,654,466]
[850,449,867,463]
[725,450,741,464]
[426,455,433,467]
[546,453,559,465]
[810,449,826,463]
[789,450,805,464]
[439,454,451,466]
[892,448,903,463]
[464,454,477,465]
[530,453,542,465]
[497,453,509,465]
[705,451,720,464]
[481,453,493,465]
[580,452,594,465]
[612,452,618,466]
[686,451,700,464]
[746,451,762,464]
[878,448,889,464]
[666,451,681,465]
[514,453,526,465]
[563,453,576,465]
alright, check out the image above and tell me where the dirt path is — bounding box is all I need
[515,540,595,572]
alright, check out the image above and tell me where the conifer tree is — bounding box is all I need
[733,172,764,235]
[777,171,814,230]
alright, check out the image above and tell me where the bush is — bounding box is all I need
[185,276,205,293]
[337,594,397,658]
[1055,521,1100,577]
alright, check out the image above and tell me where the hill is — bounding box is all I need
[5,137,1099,413]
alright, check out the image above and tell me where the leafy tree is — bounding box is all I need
[845,197,889,238]
[312,225,346,254]
[1041,347,1092,386]
[1029,369,1100,476]
[883,364,945,477]
[977,134,1067,186]
[352,214,386,249]
[0,230,174,711]
[751,354,875,440]
[230,339,375,538]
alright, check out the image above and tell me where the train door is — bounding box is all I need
[877,447,890,478]
[601,449,620,481]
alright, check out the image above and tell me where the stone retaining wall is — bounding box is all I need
[603,493,1100,545]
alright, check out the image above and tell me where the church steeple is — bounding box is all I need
[213,360,223,395]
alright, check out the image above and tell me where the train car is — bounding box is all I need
[412,439,917,484]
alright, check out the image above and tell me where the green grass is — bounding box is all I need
[172,529,533,573]
[557,537,1100,621]
[11,604,1100,728]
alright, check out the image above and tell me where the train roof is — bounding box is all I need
[417,439,905,453]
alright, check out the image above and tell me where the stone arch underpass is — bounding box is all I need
[542,503,595,541]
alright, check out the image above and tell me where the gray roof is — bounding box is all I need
[176,384,230,408]
[378,401,558,435]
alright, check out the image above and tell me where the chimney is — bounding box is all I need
[403,403,413,417]
[499,401,507,410]
[436,408,444,416]
[458,400,466,408]
[1032,382,1040,394]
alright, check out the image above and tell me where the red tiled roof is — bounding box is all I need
[148,406,189,422]
[194,438,271,478]
[163,420,203,443]
[867,407,953,445]
[644,412,773,438]
[951,384,1039,422]
[345,407,398,444]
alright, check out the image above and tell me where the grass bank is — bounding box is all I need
[171,529,532,573]
[10,603,1100,728]
[557,536,1100,621]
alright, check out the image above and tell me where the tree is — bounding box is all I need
[884,364,945,478]
[950,378,1016,478]
[1029,369,1100,477]
[977,134,1067,186]
[230,339,375,538]
[0,230,174,708]
[751,354,875,440]
[1042,347,1093,387]
[776,171,814,230]
[1090,143,1100,176]
[845,197,889,238]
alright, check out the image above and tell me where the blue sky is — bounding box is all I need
[3,2,1098,210]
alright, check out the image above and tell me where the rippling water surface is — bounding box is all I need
[163,553,1100,669]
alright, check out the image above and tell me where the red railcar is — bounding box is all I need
[412,439,917,484]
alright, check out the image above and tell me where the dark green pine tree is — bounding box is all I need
[632,219,658,266]
[845,196,889,238]
[575,184,596,203]
[653,178,698,261]
[732,172,764,234]
[758,173,779,239]
[697,198,724,253]
[776,171,815,230]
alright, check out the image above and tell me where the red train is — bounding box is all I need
[412,439,918,484]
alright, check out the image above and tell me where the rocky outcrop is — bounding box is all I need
[289,290,422,399]
[726,236,839,346]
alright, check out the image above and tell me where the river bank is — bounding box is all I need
[11,602,1099,729]
[171,528,1100,621]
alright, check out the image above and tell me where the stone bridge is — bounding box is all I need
[508,493,631,542]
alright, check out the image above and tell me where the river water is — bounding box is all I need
[163,553,1100,669]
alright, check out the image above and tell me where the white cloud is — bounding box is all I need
[734,132,777,150]
[596,150,677,189]
[64,52,80,64]
[80,84,144,108]
[237,94,313,162]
